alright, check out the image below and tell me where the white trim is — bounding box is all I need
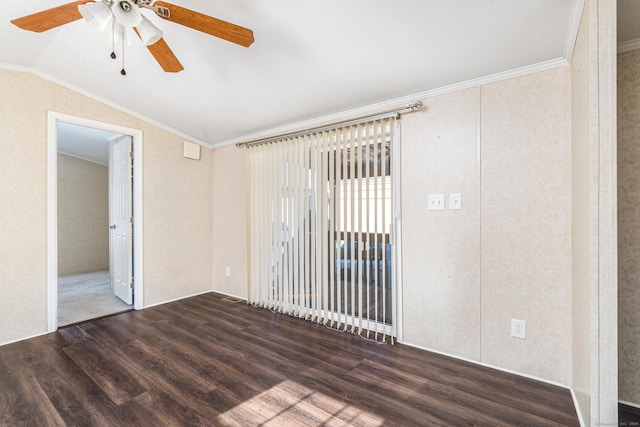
[0,63,210,148]
[47,112,145,332]
[215,58,568,149]
[132,133,144,311]
[564,0,586,62]
[57,150,108,167]
[401,342,585,426]
[47,114,58,332]
[399,340,572,390]
[5,58,568,150]
[618,38,640,54]
[619,400,640,410]
[0,63,31,73]
[143,289,215,309]
[392,121,403,343]
[36,69,210,146]
[590,0,618,423]
[571,388,586,427]
[0,331,52,347]
[211,289,248,301]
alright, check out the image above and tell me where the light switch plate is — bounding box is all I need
[450,193,462,210]
[428,194,445,210]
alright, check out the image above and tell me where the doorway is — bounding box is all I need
[617,48,640,421]
[47,112,144,331]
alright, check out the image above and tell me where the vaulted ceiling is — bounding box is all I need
[1,1,635,148]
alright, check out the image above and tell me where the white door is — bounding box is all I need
[110,135,133,304]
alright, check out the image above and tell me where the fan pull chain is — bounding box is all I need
[110,19,116,59]
[120,27,126,76]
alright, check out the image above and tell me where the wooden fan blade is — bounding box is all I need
[153,1,254,47]
[11,1,88,33]
[145,37,184,73]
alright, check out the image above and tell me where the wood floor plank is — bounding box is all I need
[619,402,640,425]
[59,328,147,405]
[75,334,222,423]
[0,292,580,426]
[352,359,567,426]
[359,358,578,426]
[0,357,65,427]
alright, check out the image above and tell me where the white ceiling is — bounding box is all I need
[1,1,636,149]
[57,122,118,165]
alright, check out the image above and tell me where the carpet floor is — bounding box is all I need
[58,270,132,327]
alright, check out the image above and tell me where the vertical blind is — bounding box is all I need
[247,116,396,341]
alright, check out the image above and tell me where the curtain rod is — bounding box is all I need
[236,101,424,148]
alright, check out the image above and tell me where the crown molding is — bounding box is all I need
[214,57,569,149]
[0,63,213,149]
[618,38,640,54]
[57,150,108,167]
[0,63,31,73]
[564,0,586,62]
[3,55,571,152]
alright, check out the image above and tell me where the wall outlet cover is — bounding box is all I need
[511,319,526,339]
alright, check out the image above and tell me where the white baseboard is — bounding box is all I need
[0,330,51,347]
[399,341,587,425]
[1,290,243,346]
[210,289,248,301]
[400,340,570,389]
[143,289,215,309]
[570,388,586,427]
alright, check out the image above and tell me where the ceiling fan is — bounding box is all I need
[10,0,254,73]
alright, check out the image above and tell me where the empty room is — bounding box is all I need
[0,1,632,426]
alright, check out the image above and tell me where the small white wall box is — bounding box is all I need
[183,141,201,160]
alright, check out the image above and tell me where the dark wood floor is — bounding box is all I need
[620,402,640,426]
[0,292,579,426]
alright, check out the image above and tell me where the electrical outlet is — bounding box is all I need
[511,319,526,339]
[225,266,231,277]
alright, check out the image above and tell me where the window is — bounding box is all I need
[247,117,398,341]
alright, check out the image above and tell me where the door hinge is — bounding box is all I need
[129,217,135,224]
[128,151,134,159]
[130,282,134,289]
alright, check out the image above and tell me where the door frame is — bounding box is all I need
[47,112,144,332]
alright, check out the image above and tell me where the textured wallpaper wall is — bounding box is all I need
[401,66,572,385]
[618,48,640,406]
[0,69,213,344]
[211,144,247,299]
[213,66,574,385]
[0,70,50,343]
[57,153,109,276]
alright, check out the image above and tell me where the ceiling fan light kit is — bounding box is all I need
[78,1,112,31]
[110,0,142,28]
[136,15,163,46]
[10,0,254,74]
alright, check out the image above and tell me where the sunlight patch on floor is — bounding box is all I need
[216,380,384,426]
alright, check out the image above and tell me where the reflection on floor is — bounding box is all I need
[58,270,132,327]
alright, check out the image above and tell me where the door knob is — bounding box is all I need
[110,224,117,230]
